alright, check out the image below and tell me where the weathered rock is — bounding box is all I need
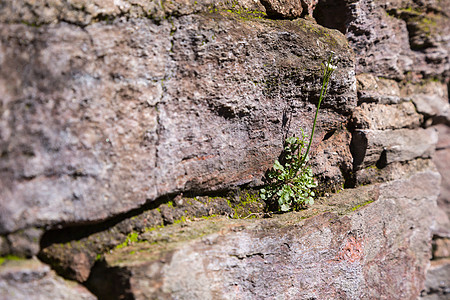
[352,127,438,169]
[310,127,353,191]
[433,238,450,259]
[432,208,450,239]
[260,0,303,18]
[351,102,423,130]
[433,148,450,219]
[6,227,43,258]
[0,236,9,256]
[86,164,440,299]
[342,0,450,79]
[0,0,267,26]
[420,259,450,299]
[354,158,434,187]
[433,123,450,227]
[344,0,413,79]
[435,124,450,150]
[0,12,356,234]
[402,80,449,123]
[356,73,403,104]
[38,194,261,282]
[0,0,448,298]
[0,258,96,300]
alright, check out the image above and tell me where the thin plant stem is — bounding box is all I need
[301,54,334,164]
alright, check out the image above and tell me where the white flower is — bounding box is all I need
[327,64,337,72]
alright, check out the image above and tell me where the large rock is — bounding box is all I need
[433,124,450,227]
[402,81,449,123]
[351,102,423,130]
[314,0,450,79]
[38,195,247,282]
[0,10,356,234]
[0,258,96,300]
[260,0,304,18]
[355,73,403,104]
[352,127,438,168]
[0,0,266,25]
[420,259,450,299]
[86,163,440,299]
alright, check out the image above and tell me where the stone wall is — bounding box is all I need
[0,0,449,299]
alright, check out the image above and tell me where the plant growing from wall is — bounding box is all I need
[260,53,336,211]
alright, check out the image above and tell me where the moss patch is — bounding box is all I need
[351,200,374,211]
[104,185,379,267]
[0,255,23,266]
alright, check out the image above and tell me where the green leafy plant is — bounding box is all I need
[260,53,336,211]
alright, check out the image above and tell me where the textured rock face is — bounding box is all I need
[0,0,266,25]
[260,0,304,18]
[347,0,449,80]
[0,258,95,300]
[352,127,438,168]
[420,259,450,299]
[86,163,440,299]
[0,10,356,234]
[0,0,449,298]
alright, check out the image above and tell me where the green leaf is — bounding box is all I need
[258,55,335,210]
[286,136,297,144]
[273,160,284,171]
[280,204,290,211]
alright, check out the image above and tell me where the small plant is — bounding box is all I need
[260,53,336,211]
[260,132,317,211]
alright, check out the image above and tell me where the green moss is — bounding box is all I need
[391,7,439,34]
[401,7,416,13]
[167,201,174,208]
[200,214,218,220]
[0,255,23,266]
[106,218,229,265]
[351,200,374,211]
[296,19,331,39]
[115,232,140,250]
[219,4,267,21]
[95,254,102,261]
[416,15,438,34]
[229,191,265,219]
[365,165,379,170]
[21,21,42,28]
[144,224,165,232]
[173,215,187,224]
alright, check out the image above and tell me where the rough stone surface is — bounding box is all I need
[343,0,450,79]
[352,127,438,169]
[435,124,450,150]
[0,0,266,26]
[402,81,449,123]
[38,194,256,282]
[420,259,450,299]
[310,127,353,192]
[351,102,423,130]
[434,148,450,221]
[0,11,356,234]
[0,0,449,298]
[6,228,43,258]
[356,73,404,104]
[433,238,450,259]
[0,236,9,257]
[0,258,96,300]
[86,164,440,299]
[260,0,303,18]
[354,158,433,187]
